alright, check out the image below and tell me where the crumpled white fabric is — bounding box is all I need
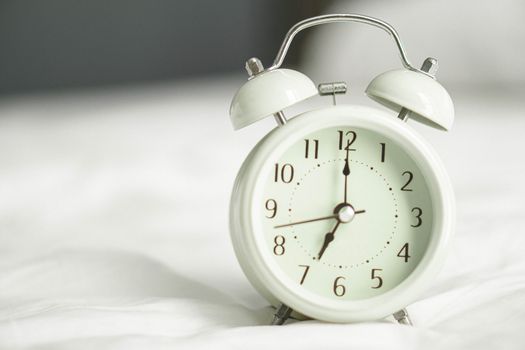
[0,78,524,349]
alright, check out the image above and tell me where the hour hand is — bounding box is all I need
[317,232,334,260]
[317,221,341,260]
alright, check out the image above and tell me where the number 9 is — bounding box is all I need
[265,199,277,218]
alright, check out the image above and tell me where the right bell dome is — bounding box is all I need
[366,69,455,131]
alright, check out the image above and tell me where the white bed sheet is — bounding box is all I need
[0,78,524,349]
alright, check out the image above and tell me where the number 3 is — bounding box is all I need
[411,207,422,227]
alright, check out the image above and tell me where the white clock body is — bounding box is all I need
[230,104,454,323]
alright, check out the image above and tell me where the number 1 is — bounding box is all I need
[380,142,386,162]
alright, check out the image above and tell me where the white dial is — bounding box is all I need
[261,126,433,300]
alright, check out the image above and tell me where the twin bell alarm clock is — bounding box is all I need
[228,14,455,325]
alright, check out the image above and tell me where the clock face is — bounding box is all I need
[260,125,433,301]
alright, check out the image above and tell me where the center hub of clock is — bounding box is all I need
[334,203,355,223]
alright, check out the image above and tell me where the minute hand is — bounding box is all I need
[274,210,365,229]
[343,147,350,203]
[274,214,337,229]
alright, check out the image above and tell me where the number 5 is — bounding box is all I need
[371,268,383,289]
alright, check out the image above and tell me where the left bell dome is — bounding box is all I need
[229,68,317,130]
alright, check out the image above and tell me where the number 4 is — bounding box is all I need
[397,243,411,263]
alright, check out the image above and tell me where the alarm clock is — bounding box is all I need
[228,14,455,325]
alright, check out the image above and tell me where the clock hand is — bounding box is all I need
[343,147,350,204]
[274,209,366,229]
[274,214,337,228]
[273,209,366,228]
[317,221,341,260]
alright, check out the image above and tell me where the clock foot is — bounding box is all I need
[271,303,293,325]
[393,308,413,326]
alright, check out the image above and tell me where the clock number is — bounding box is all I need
[338,130,357,151]
[380,142,386,162]
[265,199,277,219]
[401,171,413,191]
[397,243,411,263]
[371,268,383,289]
[273,235,286,255]
[274,163,294,183]
[333,276,346,297]
[304,139,319,159]
[411,207,423,227]
[298,265,310,285]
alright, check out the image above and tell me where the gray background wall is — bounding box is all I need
[0,0,325,95]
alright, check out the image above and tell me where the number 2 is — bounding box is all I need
[401,171,413,191]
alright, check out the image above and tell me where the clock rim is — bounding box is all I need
[230,104,455,323]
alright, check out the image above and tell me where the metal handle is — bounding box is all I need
[268,14,426,75]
